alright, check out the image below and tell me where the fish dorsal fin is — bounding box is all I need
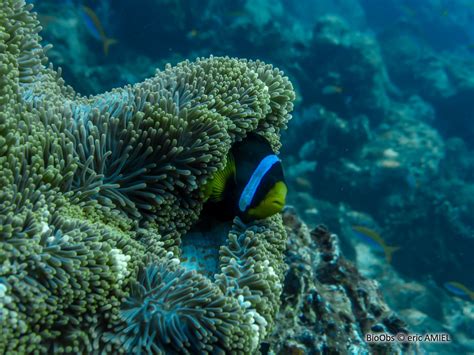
[202,153,236,202]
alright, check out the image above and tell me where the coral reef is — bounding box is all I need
[266,207,418,354]
[378,21,474,146]
[280,195,474,354]
[4,0,474,353]
[0,1,295,352]
[282,13,474,298]
[379,268,474,353]
[296,15,394,122]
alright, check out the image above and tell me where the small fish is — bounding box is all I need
[202,133,287,221]
[444,282,474,301]
[295,177,312,190]
[305,207,319,216]
[351,225,400,263]
[187,29,199,39]
[378,159,401,169]
[80,5,117,55]
[322,85,343,95]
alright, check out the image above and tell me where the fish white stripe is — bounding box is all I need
[239,155,280,212]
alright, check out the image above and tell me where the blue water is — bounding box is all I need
[31,0,474,353]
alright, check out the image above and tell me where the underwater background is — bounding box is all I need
[19,0,474,353]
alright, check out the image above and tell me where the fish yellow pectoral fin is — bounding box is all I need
[384,246,400,264]
[103,38,118,56]
[201,153,236,202]
[201,176,225,202]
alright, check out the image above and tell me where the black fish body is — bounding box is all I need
[201,133,287,222]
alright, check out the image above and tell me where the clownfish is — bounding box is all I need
[202,133,287,222]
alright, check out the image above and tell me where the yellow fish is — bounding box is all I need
[80,6,117,56]
[351,225,400,263]
[295,177,312,190]
[322,85,343,95]
[444,281,474,301]
[187,29,199,38]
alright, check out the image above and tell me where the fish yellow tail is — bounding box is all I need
[103,38,117,56]
[384,246,400,264]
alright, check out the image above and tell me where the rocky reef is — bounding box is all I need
[267,207,418,354]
